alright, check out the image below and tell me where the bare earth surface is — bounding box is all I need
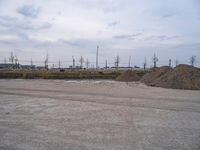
[0,79,200,150]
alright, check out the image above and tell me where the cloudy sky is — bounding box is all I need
[0,0,200,67]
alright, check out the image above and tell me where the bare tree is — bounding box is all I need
[79,56,84,68]
[44,52,49,69]
[85,58,90,69]
[152,53,158,68]
[169,59,172,67]
[189,55,197,66]
[115,55,120,69]
[143,57,147,71]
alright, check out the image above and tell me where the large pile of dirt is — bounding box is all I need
[141,65,200,90]
[116,70,142,82]
[141,66,172,84]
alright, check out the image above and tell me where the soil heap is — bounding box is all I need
[141,64,200,90]
[116,70,142,82]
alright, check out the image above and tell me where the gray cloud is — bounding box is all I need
[108,21,120,27]
[0,40,16,45]
[144,35,179,41]
[16,5,40,18]
[59,39,99,50]
[162,14,175,19]
[160,13,177,20]
[70,0,124,13]
[59,39,79,47]
[0,16,52,32]
[173,43,200,51]
[113,33,142,40]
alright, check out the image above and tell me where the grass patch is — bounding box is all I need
[0,70,120,80]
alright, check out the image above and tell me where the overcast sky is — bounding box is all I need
[0,0,200,67]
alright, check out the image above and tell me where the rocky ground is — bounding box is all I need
[0,79,200,150]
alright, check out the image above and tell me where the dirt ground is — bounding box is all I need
[0,79,200,150]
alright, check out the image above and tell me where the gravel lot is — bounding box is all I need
[0,79,200,150]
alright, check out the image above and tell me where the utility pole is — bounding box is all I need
[169,59,172,67]
[96,45,99,69]
[128,56,131,67]
[152,53,158,68]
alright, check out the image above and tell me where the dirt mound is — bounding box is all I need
[141,65,200,90]
[116,70,141,82]
[141,66,172,84]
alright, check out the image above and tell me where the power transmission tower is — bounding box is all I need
[96,45,99,69]
[79,56,84,69]
[169,59,172,67]
[152,53,158,68]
